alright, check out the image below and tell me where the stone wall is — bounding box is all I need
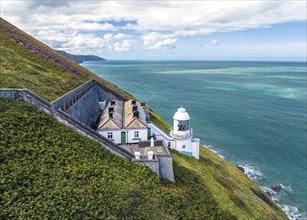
[132,159,160,177]
[51,80,128,128]
[51,80,94,110]
[66,86,103,128]
[157,155,175,182]
[0,89,19,99]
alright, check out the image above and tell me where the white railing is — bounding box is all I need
[170,128,193,139]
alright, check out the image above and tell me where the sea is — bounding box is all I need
[81,60,307,219]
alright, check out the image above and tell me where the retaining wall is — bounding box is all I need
[51,80,128,128]
[132,159,160,176]
[66,86,104,127]
[158,155,175,182]
[51,80,94,111]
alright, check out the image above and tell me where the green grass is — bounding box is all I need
[149,108,172,133]
[0,31,88,101]
[0,99,232,219]
[0,18,132,101]
[0,99,288,219]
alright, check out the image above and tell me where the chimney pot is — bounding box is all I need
[134,152,140,160]
[147,151,154,160]
[133,110,139,118]
[132,104,138,111]
[108,107,114,113]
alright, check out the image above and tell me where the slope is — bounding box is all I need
[0,18,131,101]
[0,18,288,219]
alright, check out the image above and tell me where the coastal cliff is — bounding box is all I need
[55,50,105,63]
[0,18,288,219]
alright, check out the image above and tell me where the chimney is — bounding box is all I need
[131,100,136,105]
[134,152,140,160]
[99,100,106,110]
[147,151,154,160]
[108,106,114,113]
[133,110,139,118]
[109,111,113,118]
[132,104,138,111]
[150,137,154,147]
[111,100,116,105]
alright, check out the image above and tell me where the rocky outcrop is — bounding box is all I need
[271,184,283,193]
[237,165,245,173]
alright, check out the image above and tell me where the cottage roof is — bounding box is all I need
[124,100,147,128]
[98,100,123,130]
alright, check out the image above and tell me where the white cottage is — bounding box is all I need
[97,99,149,144]
[123,99,148,144]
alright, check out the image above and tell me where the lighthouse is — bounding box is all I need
[170,107,200,159]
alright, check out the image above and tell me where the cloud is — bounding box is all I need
[1,1,306,53]
[114,40,137,52]
[210,39,220,46]
[142,32,177,50]
[54,32,137,54]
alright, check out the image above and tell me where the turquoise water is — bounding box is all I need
[82,61,307,219]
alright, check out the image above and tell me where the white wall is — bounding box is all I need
[192,141,200,159]
[99,130,122,144]
[174,138,192,153]
[126,128,147,143]
[148,122,175,148]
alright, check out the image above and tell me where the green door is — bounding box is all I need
[121,132,126,145]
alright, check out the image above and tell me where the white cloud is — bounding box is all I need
[210,39,220,46]
[142,32,177,50]
[1,1,306,54]
[114,40,137,52]
[54,32,137,54]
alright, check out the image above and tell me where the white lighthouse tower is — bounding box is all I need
[170,107,200,159]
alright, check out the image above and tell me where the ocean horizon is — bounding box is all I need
[82,60,307,220]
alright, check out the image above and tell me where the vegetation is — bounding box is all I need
[0,18,288,219]
[0,99,287,219]
[0,18,132,101]
[149,108,172,133]
[0,30,87,101]
[0,99,230,219]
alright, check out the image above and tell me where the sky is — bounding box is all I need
[1,0,306,61]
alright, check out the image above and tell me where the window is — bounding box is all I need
[178,120,190,131]
[134,131,139,138]
[182,145,186,149]
[107,132,113,139]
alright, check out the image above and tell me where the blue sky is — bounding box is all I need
[1,1,306,61]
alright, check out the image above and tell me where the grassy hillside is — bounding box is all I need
[0,99,287,219]
[0,18,288,219]
[0,98,234,219]
[0,18,132,101]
